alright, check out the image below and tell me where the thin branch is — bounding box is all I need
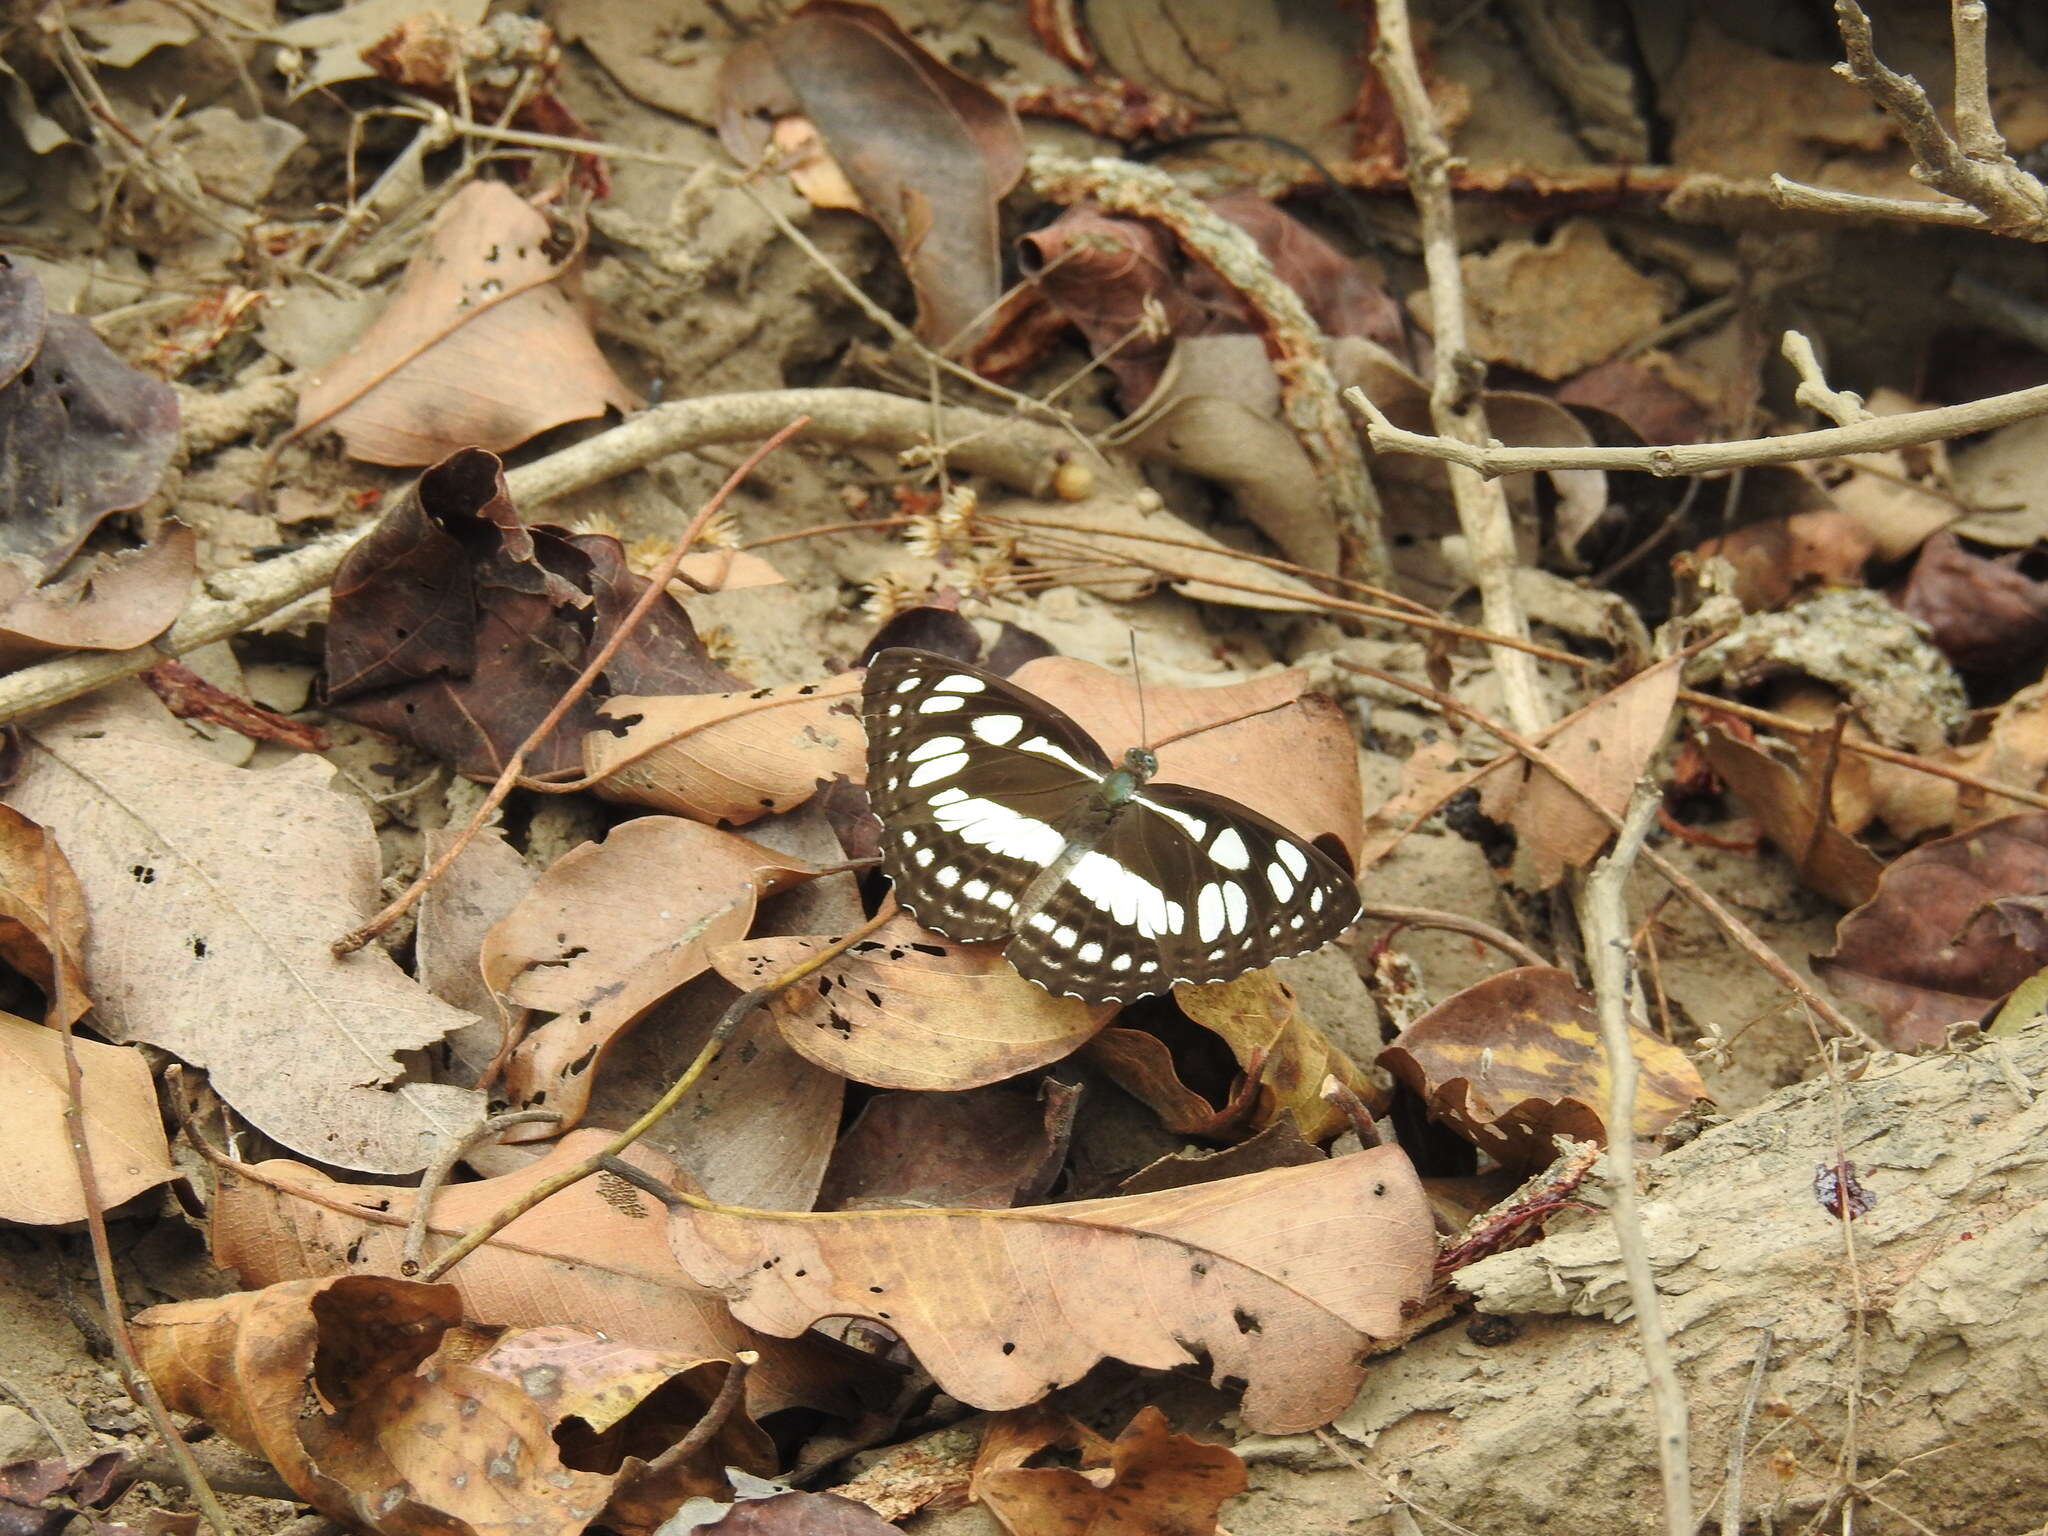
[1358,902,1551,969]
[1721,1327,1776,1534]
[1368,0,1548,740]
[1347,375,2048,479]
[1780,331,1869,426]
[637,1349,756,1479]
[1575,785,1692,1536]
[400,1110,561,1274]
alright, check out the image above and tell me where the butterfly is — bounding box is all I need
[860,648,1363,1004]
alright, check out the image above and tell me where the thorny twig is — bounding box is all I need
[333,418,809,955]
[1367,0,1548,741]
[1576,786,1692,1536]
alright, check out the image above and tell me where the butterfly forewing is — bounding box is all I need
[862,651,1110,942]
[861,648,1363,1003]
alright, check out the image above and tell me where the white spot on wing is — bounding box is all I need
[971,714,1025,746]
[1054,925,1077,947]
[1267,861,1295,900]
[963,878,990,900]
[1079,941,1103,962]
[936,866,961,888]
[1197,884,1225,944]
[906,752,968,787]
[906,735,965,761]
[932,796,1066,865]
[938,674,987,693]
[1133,794,1207,840]
[1221,881,1249,934]
[918,695,966,713]
[1309,886,1325,913]
[1276,842,1309,878]
[914,847,935,868]
[1210,827,1250,869]
[1110,954,1132,972]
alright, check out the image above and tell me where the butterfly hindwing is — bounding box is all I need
[1001,780,1361,1000]
[862,651,1110,942]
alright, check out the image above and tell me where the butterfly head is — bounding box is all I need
[1122,746,1158,782]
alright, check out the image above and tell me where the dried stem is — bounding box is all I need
[1780,331,1869,426]
[1368,0,1548,740]
[1720,1327,1776,1534]
[400,1110,562,1274]
[638,1350,757,1479]
[1358,902,1550,969]
[1574,786,1693,1535]
[334,418,809,955]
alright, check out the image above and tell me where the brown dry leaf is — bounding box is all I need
[692,1493,898,1535]
[416,826,535,1083]
[294,182,636,465]
[1815,812,2048,1049]
[1668,17,1898,182]
[0,1011,174,1224]
[666,1144,1437,1433]
[4,688,482,1174]
[134,1275,761,1536]
[0,524,195,674]
[1117,1114,1324,1196]
[817,1081,1078,1211]
[671,549,788,593]
[0,802,90,1025]
[1478,656,1681,889]
[586,675,867,826]
[770,116,862,210]
[1700,508,1874,612]
[1012,657,1364,862]
[1085,1024,1263,1141]
[489,817,821,1134]
[1892,531,2048,676]
[712,913,1115,1091]
[972,1406,1245,1536]
[991,491,1325,612]
[1379,966,1707,1169]
[717,1,1023,346]
[1172,970,1386,1143]
[1698,724,1884,909]
[1555,355,1717,446]
[209,1129,874,1419]
[1876,680,2048,840]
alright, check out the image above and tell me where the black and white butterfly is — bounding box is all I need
[861,648,1363,1004]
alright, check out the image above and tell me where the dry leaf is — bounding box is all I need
[415,826,535,1083]
[0,802,90,1025]
[295,183,635,465]
[0,1011,174,1224]
[586,675,867,825]
[5,689,482,1174]
[489,818,821,1135]
[1892,531,2048,676]
[666,1145,1436,1433]
[1085,1024,1264,1140]
[208,1130,875,1419]
[818,1081,1078,1211]
[1117,1114,1324,1196]
[690,1492,898,1535]
[0,525,195,674]
[717,1,1023,346]
[1379,966,1708,1168]
[1697,724,1884,910]
[972,1406,1244,1536]
[1172,969,1385,1142]
[713,913,1116,1091]
[1478,657,1681,889]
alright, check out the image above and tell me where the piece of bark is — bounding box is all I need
[1240,1022,2048,1535]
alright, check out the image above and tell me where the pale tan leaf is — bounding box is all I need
[294,182,637,466]
[488,817,820,1135]
[586,675,866,825]
[208,1129,874,1418]
[5,689,483,1173]
[0,802,91,1025]
[712,912,1114,1090]
[1698,725,1883,910]
[667,1145,1437,1433]
[0,1012,174,1224]
[415,826,535,1083]
[0,525,195,673]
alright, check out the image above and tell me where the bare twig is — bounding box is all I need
[1721,1327,1776,1534]
[1318,1074,1383,1147]
[1347,375,2048,479]
[1367,0,1547,739]
[1358,902,1550,969]
[637,1350,757,1479]
[399,1110,562,1274]
[1575,785,1692,1535]
[1780,331,1869,426]
[419,905,896,1280]
[335,418,809,955]
[45,841,239,1536]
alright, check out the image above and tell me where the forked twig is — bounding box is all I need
[400,1109,562,1274]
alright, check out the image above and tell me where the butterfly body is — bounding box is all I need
[861,649,1362,1004]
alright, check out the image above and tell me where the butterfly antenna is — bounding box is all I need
[1130,631,1150,749]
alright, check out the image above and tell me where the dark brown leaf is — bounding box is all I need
[1892,530,2048,675]
[325,449,741,778]
[0,1452,128,1536]
[695,1492,897,1535]
[1116,1113,1324,1195]
[1815,811,2048,1048]
[818,1081,1079,1210]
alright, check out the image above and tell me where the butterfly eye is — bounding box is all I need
[1125,747,1158,777]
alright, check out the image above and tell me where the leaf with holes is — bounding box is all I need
[208,1130,877,1419]
[486,818,821,1134]
[971,1406,1245,1536]
[666,1143,1436,1433]
[3,687,482,1173]
[586,674,866,826]
[1378,966,1707,1169]
[712,913,1114,1090]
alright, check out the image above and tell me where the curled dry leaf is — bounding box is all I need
[5,688,482,1174]
[488,817,822,1134]
[208,1130,874,1419]
[971,1406,1245,1536]
[1379,967,1707,1169]
[1010,657,1364,863]
[1815,812,2048,1050]
[0,523,195,674]
[133,1275,766,1536]
[1477,656,1682,890]
[0,802,90,1025]
[817,1081,1079,1211]
[1117,1113,1324,1196]
[666,1144,1437,1433]
[0,262,179,578]
[717,1,1023,346]
[691,1492,898,1535]
[712,913,1115,1091]
[294,181,637,465]
[1172,970,1386,1143]
[1892,530,2048,676]
[1697,723,1883,910]
[586,674,866,825]
[0,1011,174,1225]
[1085,1024,1265,1141]
[325,449,742,779]
[1700,507,1876,612]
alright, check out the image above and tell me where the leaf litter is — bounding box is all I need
[10,3,2048,1533]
